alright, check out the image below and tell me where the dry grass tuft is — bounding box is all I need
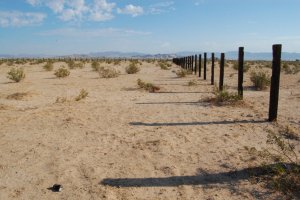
[137,79,160,93]
[75,89,89,101]
[98,67,119,78]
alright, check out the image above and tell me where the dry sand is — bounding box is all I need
[0,61,299,199]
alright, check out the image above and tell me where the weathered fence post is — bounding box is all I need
[191,56,194,72]
[204,53,207,80]
[269,44,282,122]
[194,54,197,74]
[219,53,225,91]
[211,53,215,85]
[199,54,202,77]
[238,47,244,98]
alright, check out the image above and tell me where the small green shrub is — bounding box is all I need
[98,67,119,78]
[75,89,88,101]
[250,70,271,90]
[7,67,25,82]
[214,87,242,103]
[126,63,140,74]
[137,79,160,93]
[43,62,54,71]
[54,67,70,78]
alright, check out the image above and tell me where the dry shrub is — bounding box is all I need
[137,79,160,93]
[54,67,70,78]
[43,62,54,71]
[126,62,140,74]
[250,70,271,90]
[245,129,299,198]
[7,67,25,82]
[188,80,197,86]
[75,89,88,101]
[98,67,119,78]
[91,61,101,71]
[176,69,188,77]
[202,86,242,106]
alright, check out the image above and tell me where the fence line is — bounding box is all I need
[172,44,282,121]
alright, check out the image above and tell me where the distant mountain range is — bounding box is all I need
[1,51,300,61]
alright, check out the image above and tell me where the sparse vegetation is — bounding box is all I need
[43,62,54,71]
[7,67,25,82]
[98,66,119,78]
[54,67,70,78]
[91,61,101,71]
[176,69,191,78]
[126,62,140,74]
[250,70,271,90]
[245,128,299,198]
[75,89,88,101]
[137,79,160,93]
[158,61,172,70]
[188,80,197,86]
[232,62,250,72]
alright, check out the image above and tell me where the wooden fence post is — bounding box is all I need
[211,53,215,85]
[191,56,194,72]
[204,53,207,80]
[269,44,282,122]
[199,54,202,77]
[219,53,225,91]
[194,54,197,74]
[238,47,244,98]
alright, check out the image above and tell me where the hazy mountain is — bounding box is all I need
[1,51,299,60]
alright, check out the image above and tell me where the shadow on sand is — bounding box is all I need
[129,119,267,127]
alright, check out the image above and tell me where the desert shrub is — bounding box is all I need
[282,63,300,74]
[43,62,54,71]
[113,59,121,65]
[74,62,84,69]
[54,67,70,78]
[250,70,271,90]
[98,67,119,78]
[176,69,192,77]
[91,61,101,71]
[245,129,299,198]
[75,89,88,101]
[126,62,140,74]
[7,67,25,82]
[137,79,160,93]
[67,60,76,69]
[214,87,242,103]
[233,62,250,72]
[188,80,197,86]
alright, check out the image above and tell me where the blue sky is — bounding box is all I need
[0,0,299,55]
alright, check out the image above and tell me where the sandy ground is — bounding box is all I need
[0,60,299,199]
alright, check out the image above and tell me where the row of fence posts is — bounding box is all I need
[172,44,282,122]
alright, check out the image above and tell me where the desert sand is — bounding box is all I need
[0,60,299,199]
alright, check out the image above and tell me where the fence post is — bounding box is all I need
[238,47,244,98]
[191,56,194,72]
[194,54,197,74]
[269,44,282,122]
[204,53,207,80]
[219,53,225,91]
[211,53,215,85]
[199,54,202,77]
